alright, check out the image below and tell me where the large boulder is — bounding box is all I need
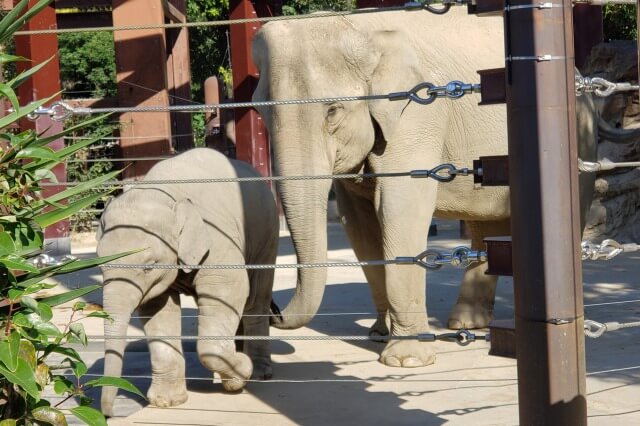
[582,41,640,242]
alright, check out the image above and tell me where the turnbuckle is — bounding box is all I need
[389,81,481,105]
[410,164,471,182]
[398,246,487,270]
[418,329,486,346]
[581,239,625,261]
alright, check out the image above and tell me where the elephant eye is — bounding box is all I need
[325,103,344,128]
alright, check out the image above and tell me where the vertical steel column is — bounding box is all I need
[14,0,69,254]
[112,0,172,179]
[229,0,271,177]
[505,1,587,424]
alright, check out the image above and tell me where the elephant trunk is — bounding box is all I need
[100,277,138,417]
[271,159,333,330]
[598,117,640,144]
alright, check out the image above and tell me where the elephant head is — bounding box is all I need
[252,17,428,329]
[98,194,209,416]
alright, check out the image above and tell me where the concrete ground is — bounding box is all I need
[45,220,640,426]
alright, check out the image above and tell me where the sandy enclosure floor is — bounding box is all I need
[44,220,640,426]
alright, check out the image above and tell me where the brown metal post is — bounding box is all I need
[229,0,272,177]
[112,0,173,179]
[14,0,69,254]
[165,0,193,152]
[505,1,587,424]
[573,4,603,70]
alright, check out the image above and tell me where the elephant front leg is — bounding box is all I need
[448,219,510,329]
[139,290,188,408]
[196,270,253,392]
[377,179,436,368]
[334,181,389,339]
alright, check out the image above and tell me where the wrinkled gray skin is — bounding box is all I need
[98,148,278,416]
[251,9,639,368]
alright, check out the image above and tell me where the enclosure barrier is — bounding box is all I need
[7,2,640,424]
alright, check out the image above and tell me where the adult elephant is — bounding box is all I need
[252,8,640,368]
[98,148,279,416]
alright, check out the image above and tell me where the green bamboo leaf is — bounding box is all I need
[32,406,68,426]
[0,83,19,112]
[0,98,48,136]
[2,0,54,43]
[38,285,101,307]
[33,192,105,228]
[0,0,30,42]
[70,406,106,426]
[43,170,121,204]
[25,113,112,151]
[51,250,140,275]
[6,58,51,90]
[0,53,26,64]
[0,419,17,426]
[0,331,20,372]
[0,358,40,400]
[84,376,146,399]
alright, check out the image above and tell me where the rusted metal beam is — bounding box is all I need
[573,5,602,70]
[504,1,587,424]
[473,155,509,186]
[488,319,516,358]
[165,0,193,152]
[478,68,506,105]
[229,0,273,176]
[112,0,173,179]
[484,236,513,276]
[15,0,69,254]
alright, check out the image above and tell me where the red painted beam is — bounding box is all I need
[229,0,273,177]
[14,0,69,252]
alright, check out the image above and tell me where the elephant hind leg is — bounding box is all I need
[196,270,252,392]
[139,290,188,408]
[448,219,511,329]
[244,267,275,381]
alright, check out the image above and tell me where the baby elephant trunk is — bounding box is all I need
[101,278,138,417]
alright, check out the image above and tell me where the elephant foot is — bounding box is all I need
[447,301,493,330]
[218,352,253,392]
[251,359,273,381]
[368,317,389,343]
[147,381,188,408]
[379,340,435,368]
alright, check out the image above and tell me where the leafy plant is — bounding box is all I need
[1,1,143,424]
[603,4,637,41]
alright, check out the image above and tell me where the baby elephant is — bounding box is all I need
[98,148,279,416]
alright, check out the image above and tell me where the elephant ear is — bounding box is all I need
[366,31,424,142]
[174,199,210,273]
